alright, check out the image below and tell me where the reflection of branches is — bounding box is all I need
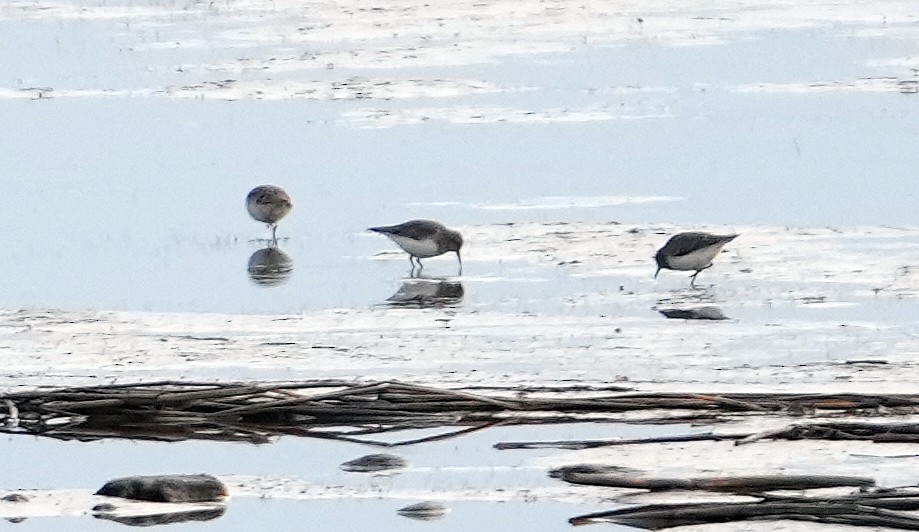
[4,380,919,446]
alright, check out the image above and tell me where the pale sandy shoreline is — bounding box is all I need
[2,222,917,393]
[2,0,917,114]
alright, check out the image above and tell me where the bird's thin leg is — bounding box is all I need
[690,264,713,288]
[417,258,424,274]
[408,255,417,276]
[270,224,278,244]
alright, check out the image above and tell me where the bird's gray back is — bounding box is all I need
[371,219,446,240]
[662,232,737,257]
[247,185,288,203]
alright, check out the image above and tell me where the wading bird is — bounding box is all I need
[655,232,738,287]
[369,219,463,276]
[246,185,292,242]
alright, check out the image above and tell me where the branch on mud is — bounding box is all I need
[497,421,919,450]
[570,495,919,530]
[5,381,919,444]
[550,465,874,492]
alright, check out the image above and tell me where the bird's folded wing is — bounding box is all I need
[667,233,729,257]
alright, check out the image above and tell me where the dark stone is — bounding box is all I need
[0,494,28,503]
[658,306,728,320]
[397,501,448,520]
[92,503,117,512]
[340,453,408,473]
[95,474,227,503]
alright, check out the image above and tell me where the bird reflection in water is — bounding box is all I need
[386,277,464,308]
[247,246,293,287]
[655,288,726,320]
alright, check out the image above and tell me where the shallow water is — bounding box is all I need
[0,422,663,529]
[1,24,918,314]
[2,2,919,529]
[0,499,622,532]
[4,421,684,487]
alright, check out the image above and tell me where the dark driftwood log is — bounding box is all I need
[874,434,919,443]
[550,467,875,492]
[737,422,919,446]
[501,420,919,451]
[759,489,919,511]
[570,501,919,530]
[552,465,875,492]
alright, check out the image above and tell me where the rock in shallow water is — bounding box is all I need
[340,453,408,473]
[658,306,728,320]
[95,474,227,503]
[397,501,448,520]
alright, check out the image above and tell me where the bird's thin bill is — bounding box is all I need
[456,251,463,276]
[654,267,661,279]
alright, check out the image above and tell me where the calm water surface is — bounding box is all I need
[1,28,917,314]
[0,422,672,530]
[1,14,918,530]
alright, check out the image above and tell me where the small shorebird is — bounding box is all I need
[369,219,463,275]
[654,232,738,287]
[246,185,292,241]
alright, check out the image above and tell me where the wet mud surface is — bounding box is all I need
[2,0,919,529]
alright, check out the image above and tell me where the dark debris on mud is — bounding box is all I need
[3,380,919,446]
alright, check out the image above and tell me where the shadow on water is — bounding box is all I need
[246,246,293,287]
[384,277,464,308]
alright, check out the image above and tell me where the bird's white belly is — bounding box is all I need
[667,244,725,271]
[389,235,441,258]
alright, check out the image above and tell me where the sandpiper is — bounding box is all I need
[654,232,738,287]
[369,219,463,275]
[246,185,292,241]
